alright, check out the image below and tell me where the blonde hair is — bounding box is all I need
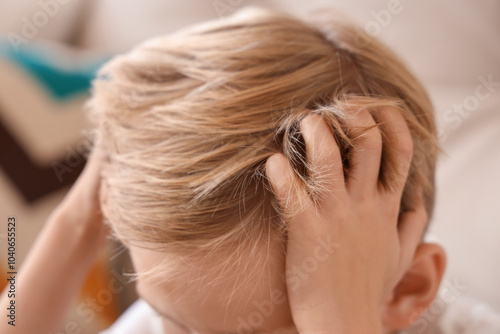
[87,7,441,284]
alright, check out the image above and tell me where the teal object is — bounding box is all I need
[0,40,109,101]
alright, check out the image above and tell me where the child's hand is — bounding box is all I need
[0,140,111,334]
[266,108,428,333]
[50,139,111,253]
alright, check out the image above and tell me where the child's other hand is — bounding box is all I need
[50,139,111,252]
[0,139,111,334]
[266,108,427,333]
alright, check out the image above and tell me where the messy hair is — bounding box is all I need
[87,7,441,286]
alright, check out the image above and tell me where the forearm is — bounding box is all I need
[0,209,108,334]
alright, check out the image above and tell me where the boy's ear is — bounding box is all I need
[381,242,447,330]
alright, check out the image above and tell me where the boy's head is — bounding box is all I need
[88,7,445,333]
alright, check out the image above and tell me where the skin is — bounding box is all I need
[0,106,446,333]
[129,242,297,333]
[0,141,110,334]
[129,107,442,334]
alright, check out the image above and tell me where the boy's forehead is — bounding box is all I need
[129,244,295,332]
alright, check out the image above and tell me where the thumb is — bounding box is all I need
[266,153,310,222]
[266,153,322,252]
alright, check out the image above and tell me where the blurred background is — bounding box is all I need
[0,0,498,333]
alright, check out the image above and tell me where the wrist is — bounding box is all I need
[47,207,109,263]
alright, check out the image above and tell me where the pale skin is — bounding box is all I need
[0,107,446,333]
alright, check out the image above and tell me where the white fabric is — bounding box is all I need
[400,297,500,334]
[98,298,164,334]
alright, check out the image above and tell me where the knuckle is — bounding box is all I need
[300,114,323,132]
[363,127,383,150]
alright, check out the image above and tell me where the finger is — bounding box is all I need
[78,143,108,187]
[266,152,315,218]
[299,114,346,207]
[397,186,428,276]
[344,109,382,196]
[266,153,323,240]
[372,106,413,197]
[266,153,336,301]
[64,144,108,209]
[86,141,109,171]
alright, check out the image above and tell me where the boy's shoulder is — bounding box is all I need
[98,298,164,334]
